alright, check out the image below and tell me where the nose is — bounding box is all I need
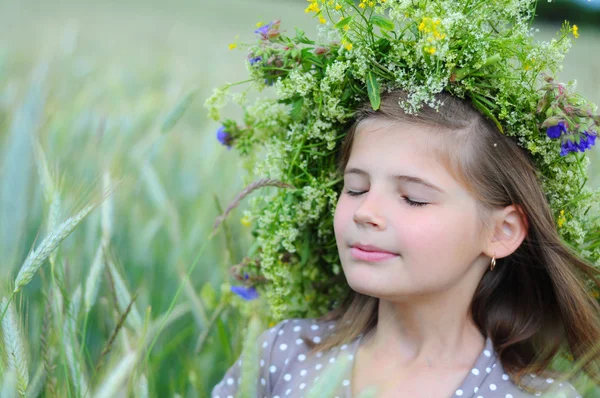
[353,190,386,229]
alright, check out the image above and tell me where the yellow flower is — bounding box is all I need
[359,2,366,8]
[256,21,264,28]
[319,16,327,24]
[345,42,353,50]
[343,24,350,31]
[572,24,579,39]
[228,43,237,50]
[425,46,436,55]
[328,0,334,5]
[335,4,342,10]
[368,1,375,6]
[241,215,251,227]
[268,321,276,328]
[557,209,566,228]
[305,2,320,13]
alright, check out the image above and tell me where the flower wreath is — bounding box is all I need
[206,0,600,320]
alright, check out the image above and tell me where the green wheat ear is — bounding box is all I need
[237,315,262,398]
[306,352,352,398]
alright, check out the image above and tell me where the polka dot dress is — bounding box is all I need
[211,318,581,398]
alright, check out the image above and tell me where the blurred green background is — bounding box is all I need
[0,0,599,397]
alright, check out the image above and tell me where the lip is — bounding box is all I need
[350,243,399,262]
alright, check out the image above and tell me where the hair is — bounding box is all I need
[304,90,600,390]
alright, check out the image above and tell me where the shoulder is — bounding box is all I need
[484,360,582,397]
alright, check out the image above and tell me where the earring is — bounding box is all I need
[490,254,497,271]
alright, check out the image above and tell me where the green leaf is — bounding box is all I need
[370,15,395,31]
[290,97,304,121]
[335,16,353,30]
[200,283,216,311]
[366,71,380,111]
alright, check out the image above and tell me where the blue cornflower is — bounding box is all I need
[231,285,259,301]
[560,137,579,156]
[546,121,567,139]
[249,56,262,66]
[216,126,232,150]
[254,22,273,37]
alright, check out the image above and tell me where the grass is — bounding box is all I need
[0,0,599,397]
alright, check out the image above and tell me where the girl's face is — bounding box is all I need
[334,118,490,300]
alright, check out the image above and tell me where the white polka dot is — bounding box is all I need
[535,393,541,397]
[456,389,463,396]
[285,389,291,396]
[298,354,306,361]
[471,368,480,375]
[484,349,491,357]
[348,354,354,360]
[486,367,492,373]
[274,396,280,398]
[474,387,479,393]
[296,338,303,345]
[547,378,554,383]
[269,365,277,373]
[262,341,268,348]
[328,324,335,329]
[260,378,266,386]
[490,384,497,391]
[502,374,509,381]
[227,395,233,398]
[284,373,292,381]
[313,336,321,343]
[329,357,336,363]
[278,329,284,336]
[300,369,307,376]
[530,374,537,378]
[280,343,288,351]
[341,344,348,350]
[343,379,350,386]
[260,359,265,367]
[300,383,306,390]
[315,364,323,370]
[506,394,513,398]
[293,326,301,332]
[311,324,319,330]
[316,352,323,358]
[477,396,483,398]
[227,378,234,385]
[284,358,289,365]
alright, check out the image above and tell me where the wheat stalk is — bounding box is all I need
[92,351,138,398]
[12,202,98,295]
[63,286,89,397]
[1,298,29,395]
[237,315,262,398]
[211,178,294,235]
[101,171,113,247]
[95,291,139,373]
[40,287,57,397]
[305,352,351,398]
[106,259,142,332]
[84,244,105,314]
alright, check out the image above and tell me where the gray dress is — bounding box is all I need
[212,318,581,398]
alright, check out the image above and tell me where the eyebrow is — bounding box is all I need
[344,167,446,193]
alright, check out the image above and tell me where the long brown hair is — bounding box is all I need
[307,90,600,389]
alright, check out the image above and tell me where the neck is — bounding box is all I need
[361,284,486,369]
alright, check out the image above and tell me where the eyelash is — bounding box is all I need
[345,190,428,207]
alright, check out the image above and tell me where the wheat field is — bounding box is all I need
[0,0,599,397]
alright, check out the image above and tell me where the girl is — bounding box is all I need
[211,91,600,397]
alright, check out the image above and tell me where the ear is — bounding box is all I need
[484,204,529,259]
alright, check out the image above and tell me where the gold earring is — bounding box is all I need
[490,254,497,271]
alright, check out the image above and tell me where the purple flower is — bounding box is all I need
[216,126,232,150]
[249,56,262,66]
[254,23,272,36]
[546,122,567,139]
[560,138,578,156]
[231,285,259,301]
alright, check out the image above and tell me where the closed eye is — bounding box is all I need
[344,190,428,207]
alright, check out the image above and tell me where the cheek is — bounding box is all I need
[333,196,351,237]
